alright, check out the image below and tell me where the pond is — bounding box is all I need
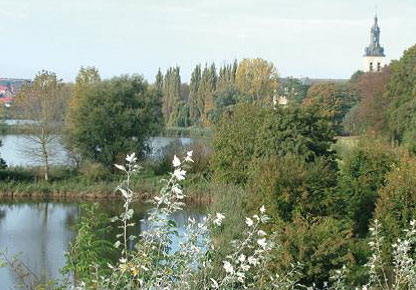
[0,200,206,288]
[0,135,191,167]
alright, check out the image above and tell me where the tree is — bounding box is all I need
[155,68,164,92]
[65,67,101,167]
[14,70,69,180]
[189,64,202,125]
[67,75,163,168]
[344,68,391,135]
[303,82,359,135]
[385,45,416,149]
[337,137,399,237]
[162,66,181,125]
[375,155,416,264]
[235,58,279,104]
[198,63,217,126]
[211,103,335,184]
[278,77,309,104]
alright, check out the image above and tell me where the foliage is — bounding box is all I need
[13,70,70,180]
[385,45,416,150]
[337,137,399,237]
[303,82,359,135]
[66,75,163,168]
[375,155,416,264]
[162,66,181,125]
[275,216,354,287]
[278,77,309,104]
[344,68,391,135]
[212,103,335,184]
[211,103,268,184]
[248,155,337,222]
[235,58,279,105]
[61,203,114,284]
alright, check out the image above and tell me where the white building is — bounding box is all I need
[363,15,386,72]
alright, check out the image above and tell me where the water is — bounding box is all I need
[0,200,205,288]
[0,135,191,167]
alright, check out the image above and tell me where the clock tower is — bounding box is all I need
[363,15,386,72]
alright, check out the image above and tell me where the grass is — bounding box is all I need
[0,165,214,205]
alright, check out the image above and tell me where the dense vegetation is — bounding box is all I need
[1,45,416,288]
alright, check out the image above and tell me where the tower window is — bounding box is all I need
[370,62,373,72]
[377,62,381,71]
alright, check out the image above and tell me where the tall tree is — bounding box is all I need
[162,66,181,125]
[198,63,217,126]
[14,71,69,180]
[65,67,101,167]
[385,45,416,150]
[235,58,279,104]
[155,68,164,92]
[189,64,202,125]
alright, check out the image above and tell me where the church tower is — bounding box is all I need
[363,15,386,72]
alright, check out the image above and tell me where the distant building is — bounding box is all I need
[363,15,386,72]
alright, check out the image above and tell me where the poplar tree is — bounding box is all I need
[162,66,181,125]
[198,63,217,126]
[155,68,163,92]
[189,64,202,125]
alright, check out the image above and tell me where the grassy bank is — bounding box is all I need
[0,166,213,204]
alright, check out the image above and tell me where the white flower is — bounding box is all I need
[257,230,267,236]
[213,213,225,226]
[172,184,184,199]
[210,278,219,289]
[241,264,250,271]
[245,217,254,227]
[238,254,246,263]
[260,205,266,213]
[185,151,194,163]
[236,272,245,282]
[172,155,181,167]
[248,256,259,266]
[126,153,137,163]
[257,238,267,249]
[173,168,186,181]
[223,261,234,274]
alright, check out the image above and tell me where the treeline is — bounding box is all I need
[157,58,279,127]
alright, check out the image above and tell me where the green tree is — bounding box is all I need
[375,155,416,263]
[66,67,101,167]
[162,66,181,125]
[67,75,163,168]
[337,137,399,237]
[155,68,164,92]
[212,103,335,184]
[278,77,309,104]
[189,64,202,125]
[385,45,416,150]
[198,63,217,126]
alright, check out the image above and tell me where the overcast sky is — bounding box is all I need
[0,0,415,82]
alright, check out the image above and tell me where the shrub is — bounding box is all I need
[337,137,399,237]
[375,155,416,264]
[79,161,111,182]
[248,155,337,222]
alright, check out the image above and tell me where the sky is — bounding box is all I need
[0,0,415,83]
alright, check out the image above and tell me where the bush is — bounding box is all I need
[337,137,399,236]
[212,103,335,185]
[375,155,416,264]
[79,161,111,182]
[248,155,337,222]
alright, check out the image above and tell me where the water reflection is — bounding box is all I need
[0,200,205,288]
